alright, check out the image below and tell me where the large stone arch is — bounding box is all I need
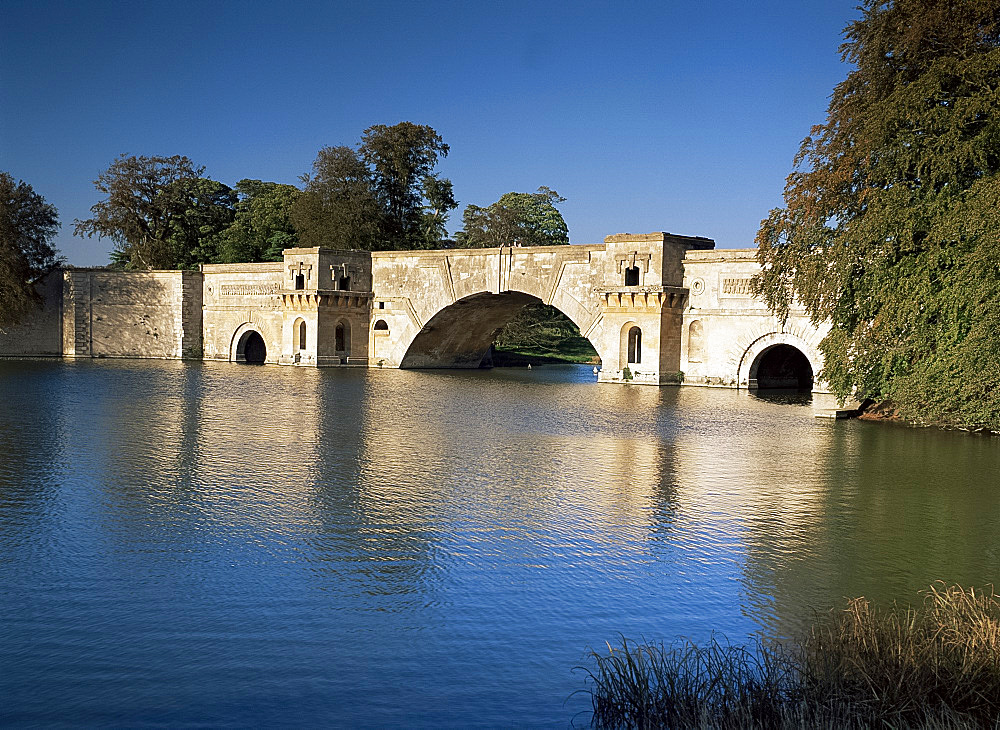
[398,289,603,369]
[230,322,274,364]
[737,331,824,391]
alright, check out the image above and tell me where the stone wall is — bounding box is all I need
[201,263,285,363]
[1,238,833,391]
[594,233,712,384]
[201,250,374,367]
[680,249,829,390]
[369,235,718,383]
[0,271,64,357]
[370,245,608,368]
[61,270,202,360]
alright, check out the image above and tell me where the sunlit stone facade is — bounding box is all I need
[0,234,830,391]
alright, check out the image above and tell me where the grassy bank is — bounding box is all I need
[493,302,600,366]
[492,343,599,366]
[581,584,1000,729]
[858,399,999,435]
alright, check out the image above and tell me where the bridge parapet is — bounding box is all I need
[602,232,714,289]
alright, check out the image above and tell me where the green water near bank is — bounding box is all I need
[0,359,997,726]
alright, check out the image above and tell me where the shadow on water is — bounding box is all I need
[749,388,813,406]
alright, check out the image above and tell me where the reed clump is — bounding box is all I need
[581,583,1000,729]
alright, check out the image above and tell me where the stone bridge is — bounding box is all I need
[0,231,830,391]
[366,233,712,383]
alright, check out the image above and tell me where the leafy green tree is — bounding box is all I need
[754,0,1000,429]
[0,172,60,328]
[291,146,382,250]
[421,174,457,246]
[217,180,300,263]
[75,155,234,269]
[165,177,236,269]
[359,122,456,249]
[457,187,569,247]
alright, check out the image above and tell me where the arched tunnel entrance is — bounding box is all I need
[399,292,598,369]
[237,330,267,364]
[751,344,813,390]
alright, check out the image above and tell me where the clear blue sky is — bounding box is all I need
[1,0,860,266]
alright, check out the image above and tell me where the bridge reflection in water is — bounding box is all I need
[0,359,997,725]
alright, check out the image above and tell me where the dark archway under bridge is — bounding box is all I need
[399,291,598,369]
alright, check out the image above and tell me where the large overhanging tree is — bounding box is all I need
[0,172,60,329]
[755,0,1000,429]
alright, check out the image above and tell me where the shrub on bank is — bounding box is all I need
[581,584,1000,729]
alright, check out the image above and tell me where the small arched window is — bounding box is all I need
[625,266,640,286]
[627,326,642,364]
[335,324,345,352]
[298,320,307,350]
[687,320,703,362]
[373,319,389,333]
[339,276,351,291]
[294,273,305,290]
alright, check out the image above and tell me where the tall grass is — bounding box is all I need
[580,584,1000,729]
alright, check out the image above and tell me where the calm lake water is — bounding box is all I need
[1,359,998,727]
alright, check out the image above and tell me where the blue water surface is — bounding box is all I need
[1,360,998,727]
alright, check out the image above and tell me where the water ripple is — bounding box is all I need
[1,360,998,726]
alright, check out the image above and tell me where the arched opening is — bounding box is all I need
[627,326,642,364]
[687,320,704,362]
[294,273,305,290]
[297,319,307,350]
[624,266,640,286]
[237,330,267,364]
[751,344,813,390]
[335,321,351,356]
[339,275,351,291]
[373,319,389,332]
[399,292,599,369]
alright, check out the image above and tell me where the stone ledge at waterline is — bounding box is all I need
[0,234,830,392]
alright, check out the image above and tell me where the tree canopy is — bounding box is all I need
[754,0,1000,429]
[456,187,569,247]
[218,179,300,263]
[0,172,60,328]
[420,174,457,246]
[75,125,459,265]
[291,146,382,251]
[164,177,237,270]
[359,122,454,249]
[74,155,236,270]
[293,123,457,251]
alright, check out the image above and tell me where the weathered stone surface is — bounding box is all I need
[0,234,832,391]
[60,270,201,360]
[201,248,373,366]
[681,249,830,391]
[372,233,713,384]
[0,271,63,356]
